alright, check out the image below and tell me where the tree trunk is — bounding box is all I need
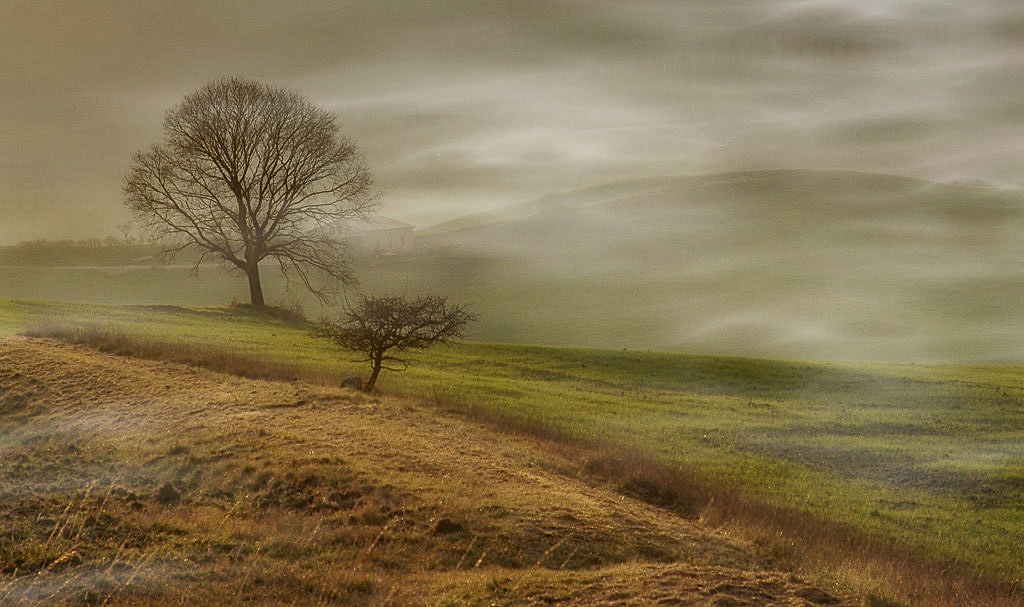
[246,262,265,307]
[364,361,382,392]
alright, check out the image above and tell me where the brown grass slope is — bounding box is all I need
[0,337,858,606]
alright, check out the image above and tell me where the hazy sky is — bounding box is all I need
[3,0,1024,243]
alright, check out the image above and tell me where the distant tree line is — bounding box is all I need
[0,238,165,266]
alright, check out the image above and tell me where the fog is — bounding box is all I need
[3,0,1024,240]
[396,170,1024,362]
[3,1,1024,360]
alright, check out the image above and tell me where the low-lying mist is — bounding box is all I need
[2,169,1023,363]
[384,169,1024,363]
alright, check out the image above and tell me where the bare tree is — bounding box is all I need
[124,77,376,306]
[115,220,135,245]
[314,294,477,392]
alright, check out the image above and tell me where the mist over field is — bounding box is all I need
[2,169,1022,362]
[2,1,1024,361]
[370,170,1024,362]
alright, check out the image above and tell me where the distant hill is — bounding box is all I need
[359,169,1024,362]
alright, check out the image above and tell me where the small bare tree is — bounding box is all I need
[314,294,477,392]
[124,77,376,306]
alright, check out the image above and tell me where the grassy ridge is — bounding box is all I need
[4,299,1024,604]
[7,335,809,606]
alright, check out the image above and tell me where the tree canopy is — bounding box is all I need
[124,77,376,305]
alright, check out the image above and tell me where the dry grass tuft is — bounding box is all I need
[21,321,312,383]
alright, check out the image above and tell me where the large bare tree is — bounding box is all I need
[124,77,376,306]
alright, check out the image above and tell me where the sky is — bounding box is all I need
[3,0,1024,243]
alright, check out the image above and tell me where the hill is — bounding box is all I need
[3,300,1023,606]
[0,335,857,606]
[361,169,1024,362]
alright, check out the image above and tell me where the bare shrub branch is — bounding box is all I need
[313,294,477,391]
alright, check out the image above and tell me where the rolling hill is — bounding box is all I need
[4,300,1023,606]
[1,334,863,606]
[361,169,1024,362]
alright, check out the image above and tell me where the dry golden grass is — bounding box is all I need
[12,322,1024,607]
[0,336,863,606]
[567,447,1019,607]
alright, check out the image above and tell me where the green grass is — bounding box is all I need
[396,343,1024,577]
[4,298,1024,602]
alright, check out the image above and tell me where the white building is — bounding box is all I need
[331,216,415,255]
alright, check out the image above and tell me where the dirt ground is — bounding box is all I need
[0,336,858,606]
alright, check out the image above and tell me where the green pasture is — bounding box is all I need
[2,298,1023,585]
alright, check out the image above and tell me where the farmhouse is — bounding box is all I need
[331,216,415,255]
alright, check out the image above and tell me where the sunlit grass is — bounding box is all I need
[4,298,1024,605]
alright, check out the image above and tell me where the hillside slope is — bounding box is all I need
[364,169,1024,362]
[0,337,856,606]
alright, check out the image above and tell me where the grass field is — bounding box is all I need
[7,333,841,606]
[3,298,1024,605]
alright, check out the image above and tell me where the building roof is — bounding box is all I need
[344,216,415,232]
[323,212,411,234]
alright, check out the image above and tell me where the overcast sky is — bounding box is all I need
[3,0,1024,243]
